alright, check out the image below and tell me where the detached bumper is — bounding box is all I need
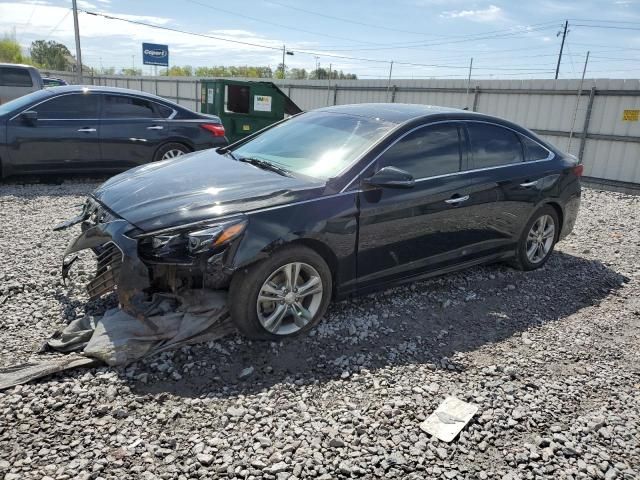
[61,218,150,309]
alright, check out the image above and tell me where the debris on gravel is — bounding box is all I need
[0,180,638,479]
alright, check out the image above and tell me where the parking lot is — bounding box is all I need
[0,179,638,479]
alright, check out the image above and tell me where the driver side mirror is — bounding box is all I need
[20,110,38,125]
[364,166,415,189]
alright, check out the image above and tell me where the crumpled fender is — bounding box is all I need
[62,219,150,310]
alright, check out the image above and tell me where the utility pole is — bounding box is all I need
[386,61,394,101]
[72,0,83,84]
[555,20,569,80]
[465,57,473,108]
[568,51,590,155]
[282,45,286,78]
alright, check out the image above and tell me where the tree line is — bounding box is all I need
[0,34,358,80]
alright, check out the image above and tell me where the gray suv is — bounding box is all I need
[0,64,43,105]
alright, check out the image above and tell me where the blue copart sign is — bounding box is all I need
[142,43,169,66]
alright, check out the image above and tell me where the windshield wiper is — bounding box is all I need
[238,157,293,177]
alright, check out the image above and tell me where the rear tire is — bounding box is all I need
[153,142,190,162]
[229,246,332,340]
[510,205,559,271]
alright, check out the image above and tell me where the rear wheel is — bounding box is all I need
[229,246,332,340]
[154,142,190,162]
[511,205,559,271]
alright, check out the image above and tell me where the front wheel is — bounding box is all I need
[511,205,559,271]
[229,246,332,340]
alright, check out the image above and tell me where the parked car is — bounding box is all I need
[57,103,582,340]
[42,77,68,88]
[0,85,227,178]
[0,63,43,105]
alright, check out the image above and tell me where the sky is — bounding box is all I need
[1,0,640,79]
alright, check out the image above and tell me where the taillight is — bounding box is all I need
[200,123,225,137]
[572,163,584,177]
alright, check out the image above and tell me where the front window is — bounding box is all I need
[232,111,395,180]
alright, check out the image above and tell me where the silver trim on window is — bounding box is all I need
[340,119,555,192]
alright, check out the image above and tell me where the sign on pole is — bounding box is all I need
[142,43,169,67]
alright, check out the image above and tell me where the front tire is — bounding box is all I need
[511,205,559,271]
[153,142,190,162]
[229,246,332,340]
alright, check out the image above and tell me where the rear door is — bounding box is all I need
[357,122,491,289]
[99,93,174,167]
[7,92,101,172]
[462,121,555,253]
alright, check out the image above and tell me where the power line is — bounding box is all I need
[266,0,445,37]
[184,0,382,46]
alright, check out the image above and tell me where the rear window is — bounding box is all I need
[0,67,34,87]
[467,123,523,168]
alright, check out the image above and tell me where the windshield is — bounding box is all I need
[232,111,395,180]
[0,89,51,116]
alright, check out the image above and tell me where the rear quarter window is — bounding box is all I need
[467,123,523,168]
[521,135,551,161]
[0,67,34,87]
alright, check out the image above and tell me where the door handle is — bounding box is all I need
[77,128,96,133]
[445,195,470,205]
[519,180,539,188]
[129,138,148,142]
[147,125,164,130]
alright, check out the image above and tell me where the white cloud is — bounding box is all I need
[0,2,289,69]
[440,4,504,22]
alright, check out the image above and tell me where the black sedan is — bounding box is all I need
[57,103,582,340]
[0,85,227,178]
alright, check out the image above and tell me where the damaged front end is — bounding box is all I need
[55,198,246,311]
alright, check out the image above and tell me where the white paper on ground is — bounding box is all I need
[419,396,479,442]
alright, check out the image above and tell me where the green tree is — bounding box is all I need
[0,36,24,64]
[30,40,71,70]
[289,68,308,80]
[121,67,142,76]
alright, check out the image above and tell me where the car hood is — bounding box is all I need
[92,149,325,232]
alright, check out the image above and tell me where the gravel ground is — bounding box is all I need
[0,179,638,480]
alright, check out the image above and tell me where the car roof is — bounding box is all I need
[0,63,39,70]
[43,85,179,105]
[315,103,478,124]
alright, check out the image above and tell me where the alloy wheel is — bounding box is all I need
[161,149,185,160]
[256,262,324,336]
[526,214,555,264]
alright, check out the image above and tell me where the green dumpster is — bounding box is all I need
[200,79,302,143]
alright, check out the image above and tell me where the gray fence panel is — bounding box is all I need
[45,72,640,187]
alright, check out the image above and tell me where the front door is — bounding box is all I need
[7,92,101,172]
[99,93,172,167]
[356,122,494,289]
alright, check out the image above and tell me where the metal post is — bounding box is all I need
[568,51,590,154]
[72,0,83,84]
[326,63,332,106]
[176,80,180,104]
[391,85,397,103]
[578,86,596,162]
[333,85,338,105]
[155,78,158,95]
[282,45,286,79]
[386,61,394,102]
[472,85,480,112]
[555,20,569,80]
[465,58,473,108]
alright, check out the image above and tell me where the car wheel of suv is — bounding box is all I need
[229,246,332,340]
[154,143,190,162]
[511,205,559,271]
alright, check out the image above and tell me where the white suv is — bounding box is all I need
[0,64,44,105]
